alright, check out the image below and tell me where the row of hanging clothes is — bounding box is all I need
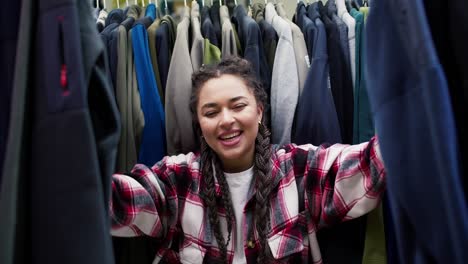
[94,0,373,168]
[93,0,382,264]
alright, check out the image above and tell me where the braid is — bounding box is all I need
[212,156,235,254]
[200,138,233,263]
[253,122,273,262]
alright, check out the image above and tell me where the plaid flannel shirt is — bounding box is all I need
[111,137,385,263]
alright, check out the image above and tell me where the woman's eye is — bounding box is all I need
[204,111,217,117]
[234,104,246,110]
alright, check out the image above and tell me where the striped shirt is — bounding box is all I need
[111,137,385,263]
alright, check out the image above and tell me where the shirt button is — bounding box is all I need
[247,240,255,249]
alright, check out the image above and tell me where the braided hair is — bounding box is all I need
[190,57,273,263]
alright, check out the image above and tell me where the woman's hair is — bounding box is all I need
[189,57,273,263]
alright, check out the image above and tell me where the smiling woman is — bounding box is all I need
[110,56,386,264]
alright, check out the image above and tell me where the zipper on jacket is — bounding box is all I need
[57,16,70,96]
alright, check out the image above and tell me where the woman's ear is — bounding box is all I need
[257,104,264,122]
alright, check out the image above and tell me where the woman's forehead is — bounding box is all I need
[198,75,255,103]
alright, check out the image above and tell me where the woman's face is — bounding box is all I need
[197,74,263,173]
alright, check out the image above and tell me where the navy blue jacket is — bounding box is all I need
[319,2,354,144]
[0,0,21,181]
[293,3,341,146]
[424,0,468,196]
[201,6,219,48]
[0,1,120,264]
[156,15,176,96]
[294,2,315,62]
[366,0,468,263]
[231,5,271,104]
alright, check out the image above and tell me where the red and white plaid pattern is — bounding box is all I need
[110,137,385,263]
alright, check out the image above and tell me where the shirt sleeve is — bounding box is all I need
[110,156,177,238]
[301,136,386,228]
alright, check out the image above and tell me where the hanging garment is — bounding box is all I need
[295,2,316,65]
[231,5,271,105]
[251,3,277,82]
[0,0,21,182]
[165,6,196,155]
[113,10,156,264]
[0,0,29,263]
[276,2,309,97]
[209,0,222,46]
[293,2,342,146]
[320,1,354,144]
[424,0,468,198]
[156,15,177,97]
[336,0,356,91]
[0,1,120,264]
[99,23,119,91]
[351,8,374,144]
[131,17,166,166]
[201,5,220,48]
[101,9,125,93]
[191,1,205,72]
[147,18,164,100]
[219,5,239,58]
[350,9,383,264]
[265,3,299,145]
[366,0,468,263]
[114,6,144,173]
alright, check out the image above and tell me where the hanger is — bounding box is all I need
[202,0,205,7]
[363,0,369,7]
[141,0,145,7]
[134,0,137,5]
[96,0,99,9]
[126,0,129,7]
[165,0,169,14]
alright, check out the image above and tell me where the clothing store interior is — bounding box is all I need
[1,0,467,263]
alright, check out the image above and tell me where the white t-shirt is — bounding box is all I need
[224,166,254,264]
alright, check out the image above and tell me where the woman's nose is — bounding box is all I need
[219,109,235,127]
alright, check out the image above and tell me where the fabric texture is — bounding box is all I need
[366,0,468,263]
[220,5,239,58]
[293,2,342,146]
[265,3,299,146]
[424,0,468,198]
[165,7,196,155]
[231,5,271,110]
[251,3,278,81]
[0,1,120,263]
[156,15,176,98]
[111,138,385,263]
[190,1,205,72]
[0,0,21,183]
[147,18,163,101]
[201,5,220,48]
[320,1,354,144]
[131,20,166,166]
[276,2,309,97]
